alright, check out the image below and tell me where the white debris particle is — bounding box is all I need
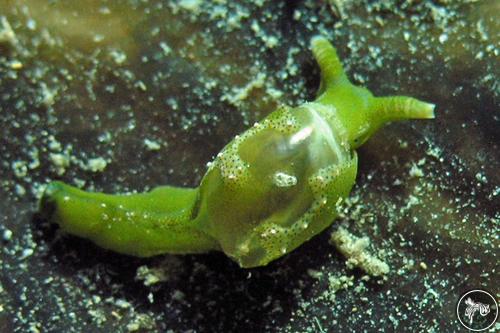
[88,308,106,325]
[425,287,440,299]
[222,72,266,106]
[2,229,12,241]
[144,138,161,151]
[28,148,40,169]
[126,313,154,332]
[324,274,355,302]
[135,263,174,286]
[10,60,22,69]
[159,41,171,55]
[40,82,57,107]
[426,144,442,160]
[109,49,127,65]
[98,6,111,15]
[404,195,420,210]
[250,20,280,49]
[48,135,62,151]
[172,290,185,301]
[409,163,424,178]
[264,35,278,48]
[330,227,390,277]
[307,269,323,279]
[93,34,105,43]
[179,0,202,13]
[84,157,108,173]
[20,248,34,260]
[224,7,249,29]
[15,184,26,196]
[114,299,131,309]
[438,33,448,44]
[293,10,301,21]
[492,187,500,196]
[12,160,28,178]
[0,16,17,46]
[266,86,283,100]
[49,153,70,175]
[28,322,41,333]
[32,183,47,200]
[135,80,147,91]
[273,171,297,187]
[251,20,260,33]
[475,172,487,184]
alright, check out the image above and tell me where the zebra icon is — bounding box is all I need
[457,289,498,331]
[464,297,490,325]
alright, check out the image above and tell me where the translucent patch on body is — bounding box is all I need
[202,103,356,267]
[212,105,298,188]
[303,102,349,163]
[244,157,356,266]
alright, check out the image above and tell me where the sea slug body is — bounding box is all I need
[40,36,434,268]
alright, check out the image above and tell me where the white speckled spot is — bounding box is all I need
[273,172,297,187]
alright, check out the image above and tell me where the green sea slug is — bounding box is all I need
[40,37,435,268]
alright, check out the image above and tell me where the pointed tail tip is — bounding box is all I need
[420,102,436,119]
[310,35,329,49]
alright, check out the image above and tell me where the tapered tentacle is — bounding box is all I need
[374,96,435,122]
[311,37,435,149]
[40,181,219,256]
[310,36,347,94]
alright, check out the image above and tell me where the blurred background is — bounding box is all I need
[0,0,498,332]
